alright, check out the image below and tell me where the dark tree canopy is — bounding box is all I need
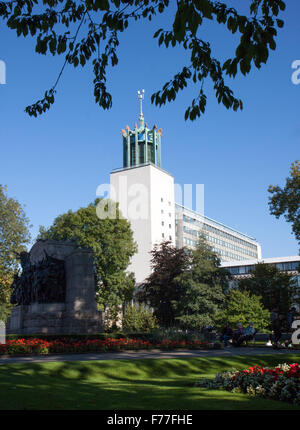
[0,0,286,120]
[137,241,189,327]
[138,238,229,329]
[268,160,300,246]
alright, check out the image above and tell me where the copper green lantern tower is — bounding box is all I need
[121,89,162,168]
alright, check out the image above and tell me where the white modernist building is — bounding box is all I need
[110,163,176,283]
[110,101,262,284]
[175,204,261,262]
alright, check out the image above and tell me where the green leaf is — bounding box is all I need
[276,19,284,28]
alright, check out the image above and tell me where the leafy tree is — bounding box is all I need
[38,198,137,317]
[214,289,270,332]
[268,160,300,246]
[122,303,158,332]
[0,185,31,315]
[137,241,190,327]
[174,237,228,330]
[0,0,286,120]
[0,303,12,323]
[138,238,229,329]
[238,262,298,316]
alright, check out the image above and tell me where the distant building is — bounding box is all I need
[110,95,262,283]
[221,256,300,287]
[220,256,300,310]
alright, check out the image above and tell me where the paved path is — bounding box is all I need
[0,347,299,365]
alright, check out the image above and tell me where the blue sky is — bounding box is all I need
[0,0,299,258]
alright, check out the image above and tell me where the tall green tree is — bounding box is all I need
[38,198,137,317]
[0,185,31,317]
[0,0,286,120]
[214,289,270,332]
[174,238,228,330]
[238,262,298,316]
[137,241,190,327]
[268,160,300,246]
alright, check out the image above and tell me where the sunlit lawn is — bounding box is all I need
[0,354,300,410]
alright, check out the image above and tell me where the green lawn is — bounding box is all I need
[0,354,300,410]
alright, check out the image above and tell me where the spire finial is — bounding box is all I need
[137,89,145,126]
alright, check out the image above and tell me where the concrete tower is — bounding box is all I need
[110,90,175,284]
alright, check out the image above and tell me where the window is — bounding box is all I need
[161,209,164,214]
[161,197,163,202]
[291,262,300,271]
[162,221,164,226]
[283,262,293,271]
[169,236,172,240]
[162,233,165,238]
[169,224,171,228]
[169,213,171,217]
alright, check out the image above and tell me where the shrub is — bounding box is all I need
[122,303,159,332]
[0,338,50,355]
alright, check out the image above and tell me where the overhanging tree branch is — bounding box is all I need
[0,0,286,119]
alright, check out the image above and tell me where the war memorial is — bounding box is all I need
[6,240,102,335]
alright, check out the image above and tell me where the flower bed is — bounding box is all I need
[0,337,214,356]
[196,363,300,406]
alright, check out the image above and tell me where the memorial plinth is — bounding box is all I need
[7,240,103,335]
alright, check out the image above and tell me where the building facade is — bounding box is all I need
[110,107,175,283]
[110,163,176,284]
[176,204,261,262]
[220,256,300,308]
[110,104,262,283]
[221,256,300,285]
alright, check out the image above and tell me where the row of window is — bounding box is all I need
[212,247,246,261]
[182,225,258,258]
[274,262,300,272]
[183,237,247,261]
[227,261,300,275]
[181,214,257,251]
[161,199,173,241]
[161,198,172,205]
[184,237,199,247]
[205,234,257,258]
